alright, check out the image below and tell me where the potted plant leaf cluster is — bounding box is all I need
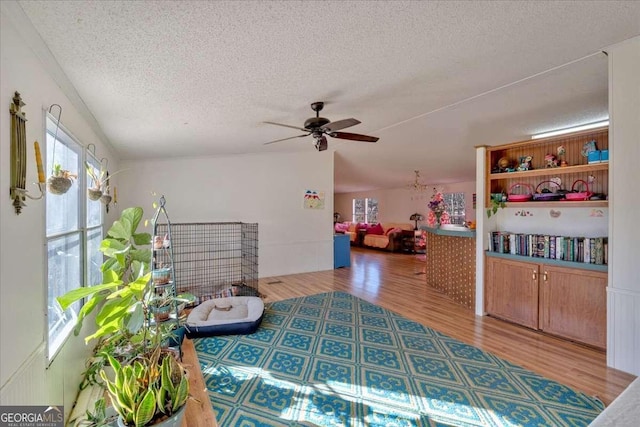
[57,207,190,427]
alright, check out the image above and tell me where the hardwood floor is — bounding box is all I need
[259,247,636,407]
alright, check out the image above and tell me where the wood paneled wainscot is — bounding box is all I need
[485,254,607,349]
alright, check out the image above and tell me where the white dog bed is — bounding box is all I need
[185,296,264,337]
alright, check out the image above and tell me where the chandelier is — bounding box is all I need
[407,170,428,192]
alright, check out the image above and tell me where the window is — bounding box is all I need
[352,198,378,223]
[443,192,465,225]
[46,116,103,362]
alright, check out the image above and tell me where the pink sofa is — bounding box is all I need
[335,222,413,252]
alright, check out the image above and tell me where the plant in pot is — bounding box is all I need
[101,346,189,427]
[47,163,77,195]
[486,193,506,218]
[57,207,189,426]
[85,162,124,201]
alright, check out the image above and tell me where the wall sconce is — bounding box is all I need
[10,91,45,214]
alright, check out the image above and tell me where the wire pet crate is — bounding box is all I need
[154,222,259,305]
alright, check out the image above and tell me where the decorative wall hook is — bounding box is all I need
[10,92,45,214]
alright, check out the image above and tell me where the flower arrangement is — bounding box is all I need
[427,190,450,227]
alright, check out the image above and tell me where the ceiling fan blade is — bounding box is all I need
[263,121,308,132]
[264,134,309,145]
[321,118,360,132]
[331,131,379,143]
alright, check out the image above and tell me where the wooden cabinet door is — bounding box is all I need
[485,257,539,329]
[539,265,607,348]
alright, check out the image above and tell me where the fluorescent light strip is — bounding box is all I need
[531,120,609,139]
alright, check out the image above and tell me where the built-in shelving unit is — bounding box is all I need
[486,126,608,208]
[483,126,609,348]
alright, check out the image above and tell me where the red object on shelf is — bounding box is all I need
[507,183,534,202]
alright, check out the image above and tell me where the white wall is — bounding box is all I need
[335,181,476,225]
[607,36,640,376]
[496,207,608,237]
[119,150,334,278]
[0,5,120,414]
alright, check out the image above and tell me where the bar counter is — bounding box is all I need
[421,226,476,309]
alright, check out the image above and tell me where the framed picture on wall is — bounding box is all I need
[304,190,325,209]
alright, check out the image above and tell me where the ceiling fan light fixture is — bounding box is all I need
[315,137,328,152]
[263,102,378,149]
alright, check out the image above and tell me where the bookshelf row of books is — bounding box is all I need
[487,231,608,265]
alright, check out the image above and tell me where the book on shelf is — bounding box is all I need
[487,231,607,265]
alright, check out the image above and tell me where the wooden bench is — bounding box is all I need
[180,338,218,426]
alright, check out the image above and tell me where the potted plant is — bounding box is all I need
[85,162,124,201]
[101,347,189,427]
[486,193,506,218]
[47,163,77,195]
[57,207,189,426]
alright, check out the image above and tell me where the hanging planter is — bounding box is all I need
[85,161,125,202]
[88,188,103,200]
[46,105,78,196]
[100,193,112,205]
[47,164,77,195]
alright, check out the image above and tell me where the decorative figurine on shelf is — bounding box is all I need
[544,153,559,168]
[496,156,511,173]
[556,145,567,167]
[517,155,533,171]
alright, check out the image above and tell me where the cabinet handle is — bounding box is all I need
[532,270,537,281]
[543,271,548,282]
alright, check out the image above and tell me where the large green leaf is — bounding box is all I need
[125,207,144,236]
[56,282,121,310]
[132,232,152,246]
[101,257,120,274]
[134,389,156,427]
[108,216,133,241]
[127,303,144,334]
[129,273,152,300]
[131,248,152,264]
[85,321,119,343]
[173,376,189,412]
[106,285,133,300]
[96,295,133,326]
[100,238,128,257]
[102,268,119,283]
[72,291,107,336]
[108,207,143,241]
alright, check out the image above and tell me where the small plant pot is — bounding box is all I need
[151,304,172,322]
[152,267,172,285]
[47,176,72,195]
[100,194,112,204]
[88,188,103,200]
[116,402,186,427]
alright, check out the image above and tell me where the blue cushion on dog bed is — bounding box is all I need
[185,296,264,337]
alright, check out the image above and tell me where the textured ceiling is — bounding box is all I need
[15,0,640,192]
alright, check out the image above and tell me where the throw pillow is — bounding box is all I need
[368,223,384,235]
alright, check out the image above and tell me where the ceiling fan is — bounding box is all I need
[263,102,379,151]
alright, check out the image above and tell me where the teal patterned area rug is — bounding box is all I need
[195,291,604,426]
